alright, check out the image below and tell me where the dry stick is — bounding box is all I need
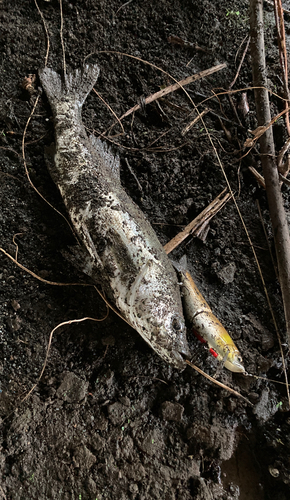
[185,360,253,406]
[181,108,209,136]
[250,1,290,347]
[92,88,125,134]
[256,199,279,281]
[59,0,66,75]
[119,63,227,122]
[229,35,251,90]
[248,166,266,189]
[273,0,290,136]
[33,0,50,66]
[21,314,109,403]
[0,486,7,500]
[163,189,231,254]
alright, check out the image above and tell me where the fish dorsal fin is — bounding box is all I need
[89,135,120,182]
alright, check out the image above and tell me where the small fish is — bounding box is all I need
[38,64,190,369]
[172,259,245,373]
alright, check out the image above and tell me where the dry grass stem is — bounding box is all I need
[185,360,253,406]
[119,63,227,122]
[181,108,209,135]
[273,0,290,135]
[33,0,50,66]
[21,313,109,403]
[248,166,266,189]
[229,36,251,90]
[250,0,290,406]
[92,88,125,134]
[164,189,231,254]
[59,0,66,74]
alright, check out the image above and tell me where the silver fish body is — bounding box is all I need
[39,64,190,368]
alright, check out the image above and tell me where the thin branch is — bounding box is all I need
[119,63,227,121]
[250,0,290,401]
[59,0,66,75]
[33,0,50,66]
[273,0,290,135]
[164,189,231,254]
[185,360,253,406]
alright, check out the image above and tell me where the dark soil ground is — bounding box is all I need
[1,0,290,499]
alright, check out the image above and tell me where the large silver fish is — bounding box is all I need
[38,64,190,368]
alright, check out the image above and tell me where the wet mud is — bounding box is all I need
[0,0,290,499]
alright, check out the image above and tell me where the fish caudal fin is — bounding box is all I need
[38,64,100,109]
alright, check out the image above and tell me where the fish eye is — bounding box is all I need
[171,317,183,331]
[237,356,243,364]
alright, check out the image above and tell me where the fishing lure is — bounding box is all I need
[172,259,245,373]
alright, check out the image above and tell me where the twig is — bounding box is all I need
[163,189,231,254]
[181,108,209,136]
[92,88,125,134]
[115,0,134,15]
[168,35,207,53]
[125,158,144,194]
[0,486,7,500]
[33,0,50,66]
[229,36,251,90]
[256,199,279,280]
[273,0,290,135]
[250,0,290,405]
[59,0,66,75]
[248,166,266,189]
[119,63,227,121]
[185,360,253,406]
[21,313,109,403]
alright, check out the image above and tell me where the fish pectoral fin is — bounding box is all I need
[89,135,121,182]
[61,244,103,280]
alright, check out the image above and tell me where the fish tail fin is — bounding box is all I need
[38,63,100,109]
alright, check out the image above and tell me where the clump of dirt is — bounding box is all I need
[0,0,290,499]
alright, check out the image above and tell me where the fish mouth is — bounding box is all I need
[224,358,245,373]
[171,345,191,369]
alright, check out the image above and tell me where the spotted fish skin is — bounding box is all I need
[39,64,190,369]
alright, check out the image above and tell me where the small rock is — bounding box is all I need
[268,466,279,478]
[56,372,88,403]
[256,354,272,373]
[91,434,105,451]
[217,262,236,284]
[73,444,96,469]
[123,461,146,481]
[107,401,129,425]
[253,388,278,422]
[102,335,115,346]
[139,429,164,456]
[119,396,131,407]
[11,299,20,311]
[161,401,184,422]
[6,315,21,332]
[94,412,108,432]
[187,423,237,460]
